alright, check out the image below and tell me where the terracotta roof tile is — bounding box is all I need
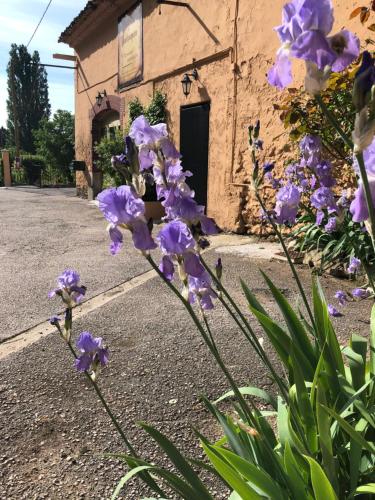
[58,1,99,43]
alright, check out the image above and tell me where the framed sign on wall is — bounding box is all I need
[118,1,143,89]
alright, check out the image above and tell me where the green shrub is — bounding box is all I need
[97,92,168,188]
[94,129,126,187]
[128,97,145,128]
[17,154,46,185]
[146,91,168,125]
[276,68,356,161]
[127,91,167,128]
[268,65,375,272]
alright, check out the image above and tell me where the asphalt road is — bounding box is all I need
[1,187,372,499]
[0,187,150,341]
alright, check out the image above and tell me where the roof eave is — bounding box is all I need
[58,1,99,46]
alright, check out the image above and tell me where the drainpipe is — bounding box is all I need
[230,0,240,184]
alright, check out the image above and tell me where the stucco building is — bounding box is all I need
[60,0,364,232]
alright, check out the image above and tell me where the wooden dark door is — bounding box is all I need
[180,102,210,206]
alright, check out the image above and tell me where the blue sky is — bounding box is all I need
[0,0,88,127]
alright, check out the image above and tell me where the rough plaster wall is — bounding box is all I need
[155,55,241,227]
[74,18,119,195]
[70,0,371,232]
[234,0,371,233]
[143,0,233,77]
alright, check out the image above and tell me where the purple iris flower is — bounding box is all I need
[259,207,268,222]
[275,182,301,225]
[97,186,156,254]
[164,195,203,221]
[263,162,275,174]
[328,304,343,317]
[111,152,129,167]
[338,190,351,208]
[268,49,293,89]
[154,160,192,189]
[183,252,205,278]
[48,269,86,305]
[154,160,217,235]
[75,332,109,373]
[159,255,175,281]
[129,116,167,147]
[285,163,299,178]
[347,257,361,274]
[49,315,61,325]
[353,51,375,112]
[268,0,359,90]
[188,271,216,310]
[314,161,335,188]
[311,187,336,211]
[353,136,375,177]
[129,116,180,170]
[138,148,157,171]
[316,210,324,226]
[310,175,318,189]
[157,220,195,255]
[352,288,370,299]
[97,185,144,224]
[132,220,157,251]
[335,290,347,306]
[265,172,281,188]
[300,135,321,167]
[350,177,375,223]
[325,217,336,233]
[285,162,307,188]
[108,225,123,255]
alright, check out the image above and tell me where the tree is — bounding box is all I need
[33,110,74,180]
[7,44,50,153]
[0,127,8,148]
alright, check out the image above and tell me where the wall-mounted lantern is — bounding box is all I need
[96,90,107,107]
[181,69,198,97]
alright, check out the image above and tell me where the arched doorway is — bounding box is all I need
[89,94,121,198]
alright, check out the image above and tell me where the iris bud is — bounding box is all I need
[215,258,223,281]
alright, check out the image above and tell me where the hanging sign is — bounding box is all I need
[118,2,143,88]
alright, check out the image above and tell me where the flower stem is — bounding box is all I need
[356,152,375,253]
[200,309,219,354]
[201,258,289,399]
[146,255,256,426]
[58,323,165,497]
[64,338,137,455]
[256,192,316,329]
[315,94,353,150]
[205,258,313,449]
[316,94,375,289]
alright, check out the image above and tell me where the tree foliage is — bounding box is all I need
[6,44,50,153]
[94,128,125,187]
[33,110,74,181]
[0,127,8,148]
[127,91,167,128]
